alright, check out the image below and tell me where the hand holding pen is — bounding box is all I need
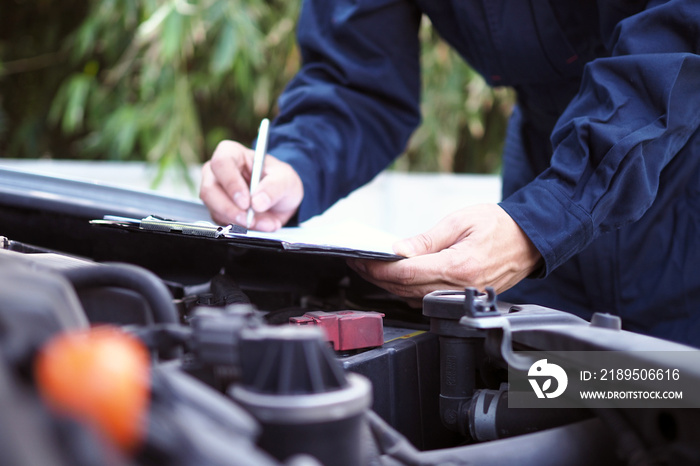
[199,119,304,231]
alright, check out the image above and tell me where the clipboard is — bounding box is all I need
[90,216,404,261]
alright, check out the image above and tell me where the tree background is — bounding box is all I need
[0,0,513,188]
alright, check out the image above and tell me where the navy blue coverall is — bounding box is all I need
[265,0,700,346]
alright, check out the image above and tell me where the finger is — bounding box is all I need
[393,214,466,257]
[209,141,254,210]
[351,250,478,298]
[361,253,448,286]
[250,161,303,214]
[250,214,283,232]
[250,190,273,213]
[200,162,244,225]
[348,257,439,299]
[359,250,519,297]
[234,210,283,232]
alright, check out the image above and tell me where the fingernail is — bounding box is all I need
[252,192,271,212]
[233,192,247,210]
[235,213,247,225]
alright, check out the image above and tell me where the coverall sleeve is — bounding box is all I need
[267,0,422,222]
[499,0,700,276]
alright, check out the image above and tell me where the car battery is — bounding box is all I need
[339,326,461,450]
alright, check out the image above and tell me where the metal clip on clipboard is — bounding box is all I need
[92,215,247,238]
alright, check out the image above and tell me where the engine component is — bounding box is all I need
[367,409,619,466]
[230,326,372,466]
[423,289,485,436]
[339,328,457,450]
[0,249,88,369]
[424,288,595,441]
[188,306,262,370]
[468,385,591,442]
[34,327,151,452]
[289,310,385,351]
[62,263,179,324]
[140,365,279,466]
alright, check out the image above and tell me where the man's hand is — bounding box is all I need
[199,140,304,231]
[348,204,542,303]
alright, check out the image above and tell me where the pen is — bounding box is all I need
[247,118,270,228]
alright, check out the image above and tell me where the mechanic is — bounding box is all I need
[200,0,700,346]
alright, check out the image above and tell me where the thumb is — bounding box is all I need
[393,219,463,258]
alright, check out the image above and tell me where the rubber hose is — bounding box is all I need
[62,263,178,324]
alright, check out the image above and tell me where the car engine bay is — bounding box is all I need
[1,167,698,466]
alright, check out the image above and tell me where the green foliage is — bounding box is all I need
[44,0,300,187]
[1,1,513,186]
[0,0,301,189]
[0,0,88,158]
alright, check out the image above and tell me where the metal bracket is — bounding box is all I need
[459,288,588,372]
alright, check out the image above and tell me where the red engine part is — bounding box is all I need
[289,310,385,351]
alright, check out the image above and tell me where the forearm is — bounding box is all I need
[502,1,700,275]
[267,0,423,221]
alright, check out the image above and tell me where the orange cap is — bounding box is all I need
[35,326,151,453]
